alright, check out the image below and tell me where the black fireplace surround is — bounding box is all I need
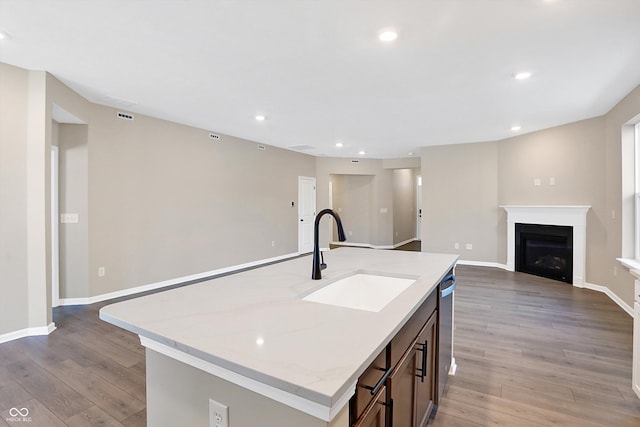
[515,223,573,284]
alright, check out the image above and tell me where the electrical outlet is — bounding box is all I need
[533,178,541,186]
[209,399,229,427]
[271,241,275,247]
[465,243,473,250]
[98,267,105,277]
[454,242,459,250]
[549,177,556,185]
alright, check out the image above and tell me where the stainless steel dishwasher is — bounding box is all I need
[437,271,456,403]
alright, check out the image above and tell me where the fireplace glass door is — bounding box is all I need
[515,223,573,284]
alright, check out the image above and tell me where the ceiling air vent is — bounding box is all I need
[351,159,360,164]
[117,112,134,120]
[209,133,221,141]
[257,144,266,150]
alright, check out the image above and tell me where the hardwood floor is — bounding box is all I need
[429,265,640,427]
[0,264,638,426]
[0,302,146,427]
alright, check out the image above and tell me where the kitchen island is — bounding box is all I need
[100,247,458,426]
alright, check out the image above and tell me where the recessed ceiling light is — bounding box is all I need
[378,30,397,42]
[511,125,521,131]
[408,152,414,156]
[255,115,266,122]
[358,150,366,156]
[0,31,7,40]
[336,142,343,148]
[514,71,532,80]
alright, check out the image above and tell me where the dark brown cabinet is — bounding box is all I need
[353,385,387,427]
[350,289,440,427]
[414,311,437,427]
[388,310,437,427]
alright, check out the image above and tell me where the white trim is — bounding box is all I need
[141,336,352,422]
[619,257,640,272]
[502,205,590,287]
[331,238,417,251]
[51,145,59,308]
[448,356,457,376]
[58,252,301,306]
[578,281,634,317]
[0,322,56,344]
[331,241,393,250]
[457,260,509,270]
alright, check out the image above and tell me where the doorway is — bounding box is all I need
[298,176,316,253]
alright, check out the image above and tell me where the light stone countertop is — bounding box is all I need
[99,247,458,415]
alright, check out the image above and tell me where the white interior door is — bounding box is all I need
[298,176,316,253]
[51,146,60,307]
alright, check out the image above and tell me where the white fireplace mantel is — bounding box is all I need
[501,205,590,287]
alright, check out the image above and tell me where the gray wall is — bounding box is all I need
[420,85,640,307]
[0,62,29,335]
[392,168,417,244]
[84,103,315,296]
[146,350,348,427]
[497,117,607,286]
[421,142,499,263]
[331,174,373,244]
[58,124,90,298]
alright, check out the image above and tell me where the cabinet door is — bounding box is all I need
[353,385,386,427]
[388,344,420,426]
[415,311,437,427]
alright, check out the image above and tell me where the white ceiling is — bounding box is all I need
[1,0,639,159]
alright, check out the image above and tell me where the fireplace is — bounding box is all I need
[502,205,589,287]
[515,223,573,283]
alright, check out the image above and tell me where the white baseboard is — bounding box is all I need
[457,259,509,270]
[580,281,634,317]
[0,322,56,344]
[331,241,393,250]
[58,252,301,306]
[331,238,417,251]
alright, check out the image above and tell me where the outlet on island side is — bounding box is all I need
[209,399,229,427]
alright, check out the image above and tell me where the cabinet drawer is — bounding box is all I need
[350,349,388,422]
[352,384,386,427]
[389,290,437,367]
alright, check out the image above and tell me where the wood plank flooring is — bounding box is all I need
[429,265,640,427]
[0,302,146,427]
[0,264,638,426]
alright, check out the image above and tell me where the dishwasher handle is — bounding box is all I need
[440,275,456,297]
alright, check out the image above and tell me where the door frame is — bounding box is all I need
[416,175,422,240]
[51,145,60,308]
[298,176,317,254]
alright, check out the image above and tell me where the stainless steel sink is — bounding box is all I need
[302,273,416,312]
